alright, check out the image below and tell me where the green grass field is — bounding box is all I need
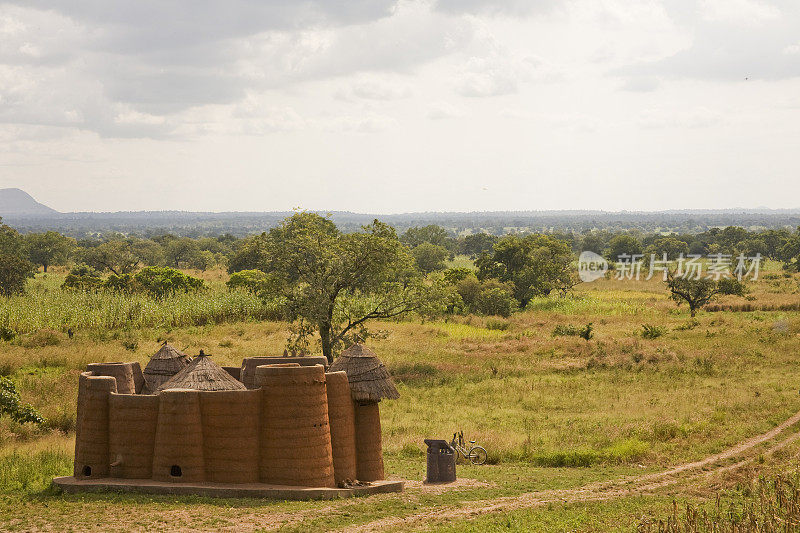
[1,266,800,531]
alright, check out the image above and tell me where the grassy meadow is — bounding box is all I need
[1,263,800,531]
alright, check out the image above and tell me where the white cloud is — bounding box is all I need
[427,101,463,119]
[699,0,780,26]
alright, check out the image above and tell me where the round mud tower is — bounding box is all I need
[354,401,384,482]
[86,362,137,394]
[108,393,159,479]
[200,390,261,483]
[325,371,357,484]
[152,389,205,483]
[74,372,117,479]
[257,364,335,487]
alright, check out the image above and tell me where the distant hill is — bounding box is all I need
[0,188,59,217]
[2,188,800,237]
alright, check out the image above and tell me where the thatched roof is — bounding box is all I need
[142,342,192,393]
[328,344,399,403]
[158,351,246,392]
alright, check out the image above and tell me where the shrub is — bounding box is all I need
[132,266,204,298]
[0,376,45,425]
[475,287,518,317]
[0,325,15,341]
[485,319,511,331]
[21,329,61,348]
[553,323,593,340]
[641,324,667,339]
[226,269,270,293]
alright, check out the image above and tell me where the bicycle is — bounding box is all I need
[450,430,488,465]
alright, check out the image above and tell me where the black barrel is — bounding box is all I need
[424,439,456,483]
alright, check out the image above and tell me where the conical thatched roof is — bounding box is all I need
[158,351,246,392]
[328,344,399,403]
[142,342,192,393]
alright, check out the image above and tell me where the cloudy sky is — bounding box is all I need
[0,0,798,213]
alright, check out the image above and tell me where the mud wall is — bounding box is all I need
[353,401,385,482]
[325,371,357,484]
[257,364,336,487]
[200,390,261,483]
[152,389,206,483]
[108,393,159,479]
[74,372,117,478]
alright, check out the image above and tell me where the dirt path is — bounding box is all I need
[343,409,800,532]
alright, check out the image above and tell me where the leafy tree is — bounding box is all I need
[666,271,746,317]
[476,234,576,307]
[0,218,25,257]
[412,242,448,273]
[443,267,473,284]
[252,213,442,362]
[0,376,44,425]
[645,237,689,261]
[474,287,518,317]
[605,234,643,261]
[227,233,269,273]
[459,233,498,258]
[25,231,75,272]
[779,228,800,271]
[0,219,35,295]
[579,231,608,255]
[401,225,450,249]
[0,254,36,296]
[164,238,204,269]
[81,240,140,275]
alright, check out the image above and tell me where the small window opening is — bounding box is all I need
[82,465,92,476]
[170,465,182,477]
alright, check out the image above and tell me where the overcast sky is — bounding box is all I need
[0,0,798,213]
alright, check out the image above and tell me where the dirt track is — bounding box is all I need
[342,409,800,532]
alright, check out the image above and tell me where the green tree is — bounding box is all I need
[227,233,269,273]
[605,234,643,261]
[0,219,34,295]
[81,240,140,275]
[401,225,450,249]
[666,271,745,317]
[0,254,36,296]
[459,233,498,258]
[476,234,576,307]
[254,213,442,363]
[645,237,689,261]
[164,238,204,269]
[25,231,75,272]
[412,242,448,273]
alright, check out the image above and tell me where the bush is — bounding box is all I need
[475,287,518,317]
[21,329,62,348]
[641,324,667,339]
[553,323,593,340]
[0,325,15,341]
[0,376,45,425]
[131,267,204,298]
[485,319,511,331]
[226,269,269,293]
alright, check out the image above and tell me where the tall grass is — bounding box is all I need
[640,473,800,532]
[0,449,72,493]
[0,287,276,334]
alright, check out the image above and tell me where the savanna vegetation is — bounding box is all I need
[1,214,800,531]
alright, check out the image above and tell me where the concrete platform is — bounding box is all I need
[52,476,404,500]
